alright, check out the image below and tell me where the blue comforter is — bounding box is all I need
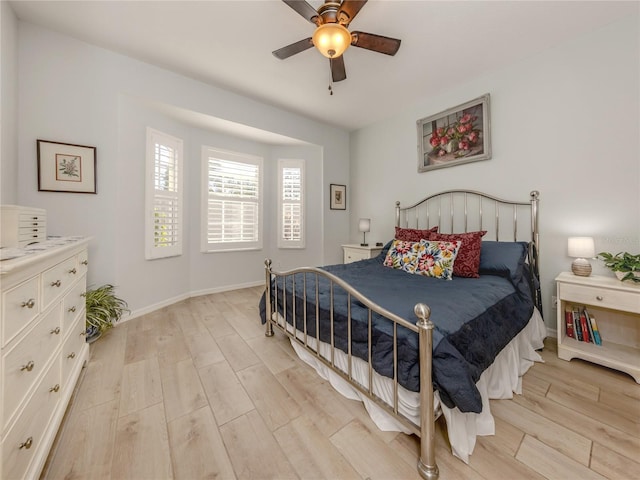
[259,250,534,413]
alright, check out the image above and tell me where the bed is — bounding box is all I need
[260,190,545,480]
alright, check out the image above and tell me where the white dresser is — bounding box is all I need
[0,237,90,479]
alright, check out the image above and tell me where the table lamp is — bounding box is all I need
[568,236,595,276]
[359,218,370,247]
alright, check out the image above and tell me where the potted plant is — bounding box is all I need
[84,284,129,343]
[597,251,640,283]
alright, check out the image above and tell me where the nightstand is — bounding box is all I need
[342,244,384,264]
[555,272,640,383]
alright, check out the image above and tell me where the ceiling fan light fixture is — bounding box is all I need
[312,23,351,58]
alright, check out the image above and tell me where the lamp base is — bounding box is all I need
[360,243,369,247]
[571,258,592,276]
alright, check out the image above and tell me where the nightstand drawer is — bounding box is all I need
[344,249,370,263]
[559,282,640,314]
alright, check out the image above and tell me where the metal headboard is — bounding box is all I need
[395,190,541,314]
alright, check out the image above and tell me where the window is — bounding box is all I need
[278,159,305,249]
[145,128,183,260]
[202,147,263,252]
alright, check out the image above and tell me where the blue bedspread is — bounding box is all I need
[259,250,534,413]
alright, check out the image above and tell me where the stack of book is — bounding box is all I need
[564,306,602,345]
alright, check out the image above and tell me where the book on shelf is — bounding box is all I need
[579,309,592,343]
[572,307,583,341]
[585,308,603,345]
[564,308,575,339]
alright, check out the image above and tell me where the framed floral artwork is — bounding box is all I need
[330,184,346,210]
[417,94,491,173]
[37,140,97,193]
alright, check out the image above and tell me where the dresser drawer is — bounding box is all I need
[558,282,640,314]
[2,305,62,428]
[2,277,40,347]
[62,276,86,335]
[1,359,60,480]
[61,316,86,386]
[41,257,78,310]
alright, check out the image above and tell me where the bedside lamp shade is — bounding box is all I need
[568,237,595,276]
[359,218,370,246]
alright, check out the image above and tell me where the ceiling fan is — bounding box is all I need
[272,0,401,84]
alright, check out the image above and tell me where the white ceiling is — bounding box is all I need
[9,1,636,132]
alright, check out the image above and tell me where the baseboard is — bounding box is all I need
[119,280,264,324]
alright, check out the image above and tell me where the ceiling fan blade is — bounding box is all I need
[282,0,320,24]
[330,56,347,82]
[351,31,401,56]
[338,0,367,26]
[272,37,314,60]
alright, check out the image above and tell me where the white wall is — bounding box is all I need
[1,1,18,204]
[349,16,640,330]
[14,22,350,314]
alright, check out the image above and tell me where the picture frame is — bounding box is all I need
[417,93,491,173]
[37,139,97,193]
[330,184,346,210]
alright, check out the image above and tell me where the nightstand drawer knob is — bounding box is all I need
[596,295,603,301]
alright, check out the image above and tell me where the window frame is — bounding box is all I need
[277,158,305,249]
[145,127,184,260]
[201,146,264,253]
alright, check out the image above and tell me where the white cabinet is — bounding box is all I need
[555,272,640,383]
[0,237,90,479]
[342,244,384,264]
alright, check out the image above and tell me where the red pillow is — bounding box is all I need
[395,226,438,242]
[428,230,487,278]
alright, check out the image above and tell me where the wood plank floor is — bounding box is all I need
[42,287,640,479]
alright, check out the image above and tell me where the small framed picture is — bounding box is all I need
[330,184,346,210]
[417,93,491,173]
[37,139,97,193]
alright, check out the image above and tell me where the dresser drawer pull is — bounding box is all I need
[80,330,86,336]
[21,361,35,372]
[32,222,38,225]
[50,384,60,393]
[67,352,76,359]
[68,268,77,274]
[19,437,33,450]
[81,260,88,266]
[33,228,38,232]
[68,306,76,313]
[50,327,61,335]
[596,296,604,301]
[21,298,36,309]
[50,280,62,287]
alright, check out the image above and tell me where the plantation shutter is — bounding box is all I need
[145,128,183,260]
[278,159,305,248]
[202,148,263,252]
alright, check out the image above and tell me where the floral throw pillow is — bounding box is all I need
[415,240,461,280]
[428,230,487,278]
[394,226,438,242]
[383,239,423,273]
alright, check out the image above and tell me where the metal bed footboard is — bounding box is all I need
[264,260,439,480]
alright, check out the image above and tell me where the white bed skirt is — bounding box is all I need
[286,308,546,463]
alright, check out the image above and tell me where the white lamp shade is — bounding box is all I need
[567,237,595,258]
[358,218,371,233]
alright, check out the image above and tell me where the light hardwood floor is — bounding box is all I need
[42,287,640,479]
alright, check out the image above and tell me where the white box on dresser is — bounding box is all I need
[555,271,640,383]
[0,206,47,248]
[0,237,90,479]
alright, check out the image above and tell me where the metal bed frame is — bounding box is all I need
[263,190,540,480]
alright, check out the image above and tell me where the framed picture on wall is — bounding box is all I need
[37,139,97,193]
[417,93,491,173]
[330,184,346,210]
